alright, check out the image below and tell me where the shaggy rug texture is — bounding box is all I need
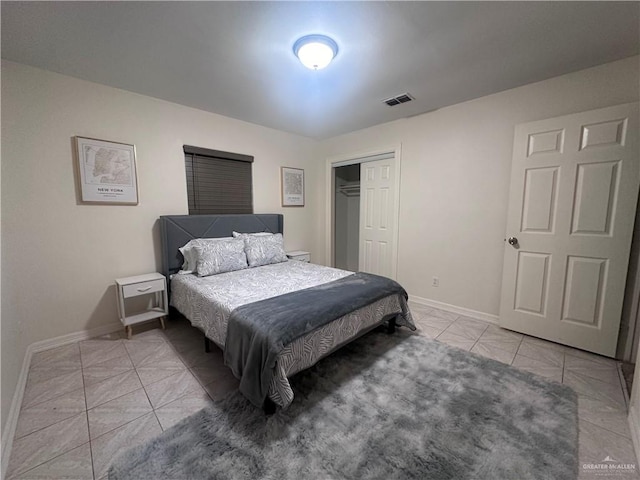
[109,329,578,480]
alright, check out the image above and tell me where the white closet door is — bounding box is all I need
[359,157,399,279]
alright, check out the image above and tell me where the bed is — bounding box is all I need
[160,214,415,410]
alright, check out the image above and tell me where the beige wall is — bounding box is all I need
[3,56,640,436]
[0,61,320,430]
[319,56,640,317]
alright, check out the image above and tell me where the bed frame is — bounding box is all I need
[160,213,284,279]
[159,213,398,413]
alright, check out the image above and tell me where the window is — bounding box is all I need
[183,145,253,215]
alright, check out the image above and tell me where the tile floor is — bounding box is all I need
[5,303,639,479]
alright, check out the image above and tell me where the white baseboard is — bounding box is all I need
[1,322,121,480]
[1,343,33,480]
[629,407,640,469]
[408,295,499,325]
[29,322,122,354]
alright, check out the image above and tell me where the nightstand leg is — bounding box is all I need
[160,317,166,330]
[126,325,132,340]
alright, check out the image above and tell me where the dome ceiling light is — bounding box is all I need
[293,34,338,70]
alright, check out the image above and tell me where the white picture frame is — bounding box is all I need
[281,167,304,207]
[75,136,138,205]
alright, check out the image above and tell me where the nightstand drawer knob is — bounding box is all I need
[137,286,152,292]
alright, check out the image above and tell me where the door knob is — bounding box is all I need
[507,237,518,246]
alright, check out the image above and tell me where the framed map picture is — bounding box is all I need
[281,167,304,207]
[75,136,138,205]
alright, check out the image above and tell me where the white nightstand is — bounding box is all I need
[286,250,310,262]
[115,272,168,339]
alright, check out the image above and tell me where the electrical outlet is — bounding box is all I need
[432,276,439,287]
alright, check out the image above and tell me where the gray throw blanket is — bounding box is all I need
[224,272,410,407]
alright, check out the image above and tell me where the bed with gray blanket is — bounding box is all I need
[162,214,415,409]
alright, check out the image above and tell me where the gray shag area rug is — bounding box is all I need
[109,329,578,480]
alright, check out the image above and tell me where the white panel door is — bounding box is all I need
[359,158,398,278]
[499,103,639,357]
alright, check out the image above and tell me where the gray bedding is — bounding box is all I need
[225,273,411,407]
[171,261,416,407]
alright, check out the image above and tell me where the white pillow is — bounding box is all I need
[178,237,233,274]
[243,233,288,267]
[195,238,248,277]
[232,231,274,238]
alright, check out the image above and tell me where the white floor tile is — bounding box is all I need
[22,369,84,410]
[90,412,162,479]
[567,365,622,387]
[475,338,521,355]
[565,348,618,368]
[154,391,213,430]
[87,388,153,439]
[563,371,626,411]
[84,370,142,410]
[82,355,134,387]
[135,364,186,386]
[79,340,127,368]
[143,370,204,409]
[511,354,563,382]
[31,344,81,371]
[579,420,639,479]
[7,413,89,479]
[427,308,459,322]
[479,324,524,343]
[517,341,565,367]
[443,318,487,341]
[123,327,167,343]
[435,331,475,351]
[10,443,93,480]
[15,388,86,440]
[415,323,444,339]
[418,315,455,331]
[124,341,183,369]
[470,342,516,365]
[579,396,633,439]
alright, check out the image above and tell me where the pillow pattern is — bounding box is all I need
[243,233,288,268]
[232,231,273,238]
[178,240,200,273]
[178,237,233,273]
[195,238,248,277]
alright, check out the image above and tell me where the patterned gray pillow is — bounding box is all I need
[178,237,233,273]
[194,238,248,277]
[243,233,288,267]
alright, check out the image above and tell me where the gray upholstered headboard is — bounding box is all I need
[160,214,284,278]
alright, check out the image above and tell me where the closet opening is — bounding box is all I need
[326,147,401,278]
[334,164,361,271]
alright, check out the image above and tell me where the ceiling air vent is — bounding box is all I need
[383,93,414,106]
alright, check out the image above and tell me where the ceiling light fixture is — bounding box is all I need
[293,34,338,70]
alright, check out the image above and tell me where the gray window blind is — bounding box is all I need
[184,146,253,215]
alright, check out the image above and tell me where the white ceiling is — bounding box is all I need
[2,2,638,139]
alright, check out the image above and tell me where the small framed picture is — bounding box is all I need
[75,136,138,205]
[281,167,304,207]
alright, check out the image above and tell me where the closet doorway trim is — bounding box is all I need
[324,145,402,270]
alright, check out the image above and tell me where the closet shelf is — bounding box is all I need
[338,184,360,197]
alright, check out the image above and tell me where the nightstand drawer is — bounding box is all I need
[287,251,310,262]
[122,278,165,298]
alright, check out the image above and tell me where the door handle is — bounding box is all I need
[507,237,518,247]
